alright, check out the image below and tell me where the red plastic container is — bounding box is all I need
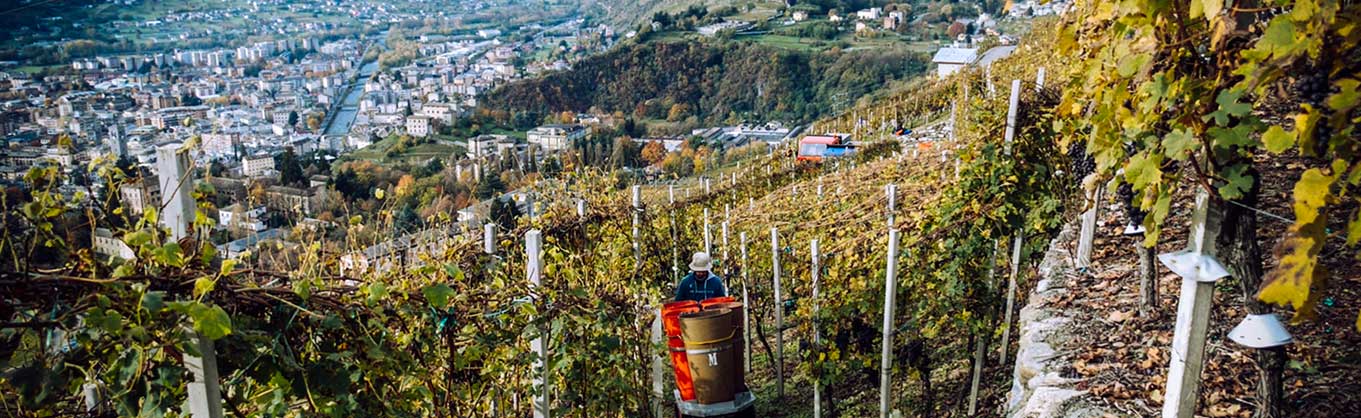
[668,336,696,401]
[699,296,737,310]
[662,300,701,337]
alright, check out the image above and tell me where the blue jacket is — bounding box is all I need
[675,272,727,302]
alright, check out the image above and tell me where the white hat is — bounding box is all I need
[689,252,713,272]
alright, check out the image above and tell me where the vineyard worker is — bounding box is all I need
[675,252,727,302]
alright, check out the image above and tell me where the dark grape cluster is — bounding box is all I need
[1067,141,1096,180]
[1293,71,1331,107]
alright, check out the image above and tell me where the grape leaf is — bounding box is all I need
[1204,89,1251,126]
[1201,0,1222,19]
[1326,78,1359,113]
[424,284,455,310]
[1162,129,1198,160]
[1260,168,1337,320]
[1262,125,1296,154]
[1258,17,1302,58]
[188,303,232,340]
[1218,164,1254,200]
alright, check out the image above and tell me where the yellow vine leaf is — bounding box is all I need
[1260,168,1338,321]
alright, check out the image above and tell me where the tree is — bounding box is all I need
[287,111,299,128]
[667,103,690,122]
[610,137,640,168]
[489,197,520,232]
[474,172,504,200]
[277,147,306,187]
[947,22,966,39]
[641,141,667,166]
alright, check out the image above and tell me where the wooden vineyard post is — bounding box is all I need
[1161,190,1229,418]
[1076,185,1104,270]
[811,239,822,418]
[879,229,900,418]
[526,230,549,418]
[740,232,751,373]
[771,227,784,399]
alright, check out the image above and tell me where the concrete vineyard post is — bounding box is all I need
[525,232,547,418]
[1076,185,1104,270]
[526,230,549,418]
[183,331,223,418]
[161,144,220,418]
[885,184,897,228]
[668,184,675,204]
[1162,190,1229,418]
[1001,233,1022,362]
[771,227,784,399]
[704,208,713,255]
[879,229,900,418]
[484,224,496,255]
[740,232,751,373]
[156,143,196,241]
[811,239,822,418]
[1004,79,1021,155]
[1036,67,1046,90]
[969,239,1000,415]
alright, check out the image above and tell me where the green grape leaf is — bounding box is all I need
[1124,152,1163,190]
[1218,164,1254,200]
[1326,78,1360,113]
[1204,89,1251,126]
[187,303,232,340]
[1162,129,1198,160]
[1258,17,1302,58]
[444,263,465,281]
[124,230,152,247]
[424,284,455,310]
[1262,125,1296,153]
[1208,124,1256,150]
[1117,53,1150,78]
[193,277,216,298]
[140,291,165,313]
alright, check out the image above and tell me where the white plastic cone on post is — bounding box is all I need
[1161,190,1229,418]
[527,230,549,418]
[880,229,900,418]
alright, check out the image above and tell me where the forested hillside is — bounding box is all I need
[480,39,929,126]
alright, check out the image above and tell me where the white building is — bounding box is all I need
[241,153,275,178]
[406,115,431,138]
[93,228,136,260]
[218,204,267,231]
[527,124,587,151]
[856,8,882,20]
[932,47,978,79]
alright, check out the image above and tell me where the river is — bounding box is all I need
[323,59,379,137]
